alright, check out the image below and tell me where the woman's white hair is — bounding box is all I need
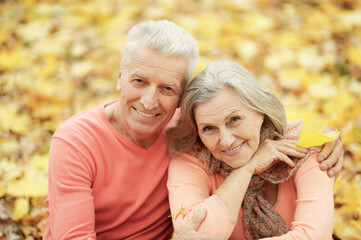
[167,60,287,156]
[121,20,199,84]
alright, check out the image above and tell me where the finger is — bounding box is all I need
[327,150,344,178]
[185,206,207,230]
[278,153,295,168]
[324,126,335,133]
[319,140,342,171]
[276,145,307,158]
[274,140,308,153]
[317,139,337,162]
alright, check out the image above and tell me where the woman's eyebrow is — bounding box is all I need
[225,110,240,120]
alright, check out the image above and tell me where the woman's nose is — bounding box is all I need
[219,129,235,147]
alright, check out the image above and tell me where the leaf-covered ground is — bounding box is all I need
[0,0,360,239]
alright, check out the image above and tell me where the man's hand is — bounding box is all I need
[173,206,223,240]
[317,126,344,178]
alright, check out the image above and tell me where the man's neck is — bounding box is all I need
[104,101,161,149]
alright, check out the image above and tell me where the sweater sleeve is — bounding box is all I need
[167,153,236,240]
[261,154,335,240]
[47,137,97,240]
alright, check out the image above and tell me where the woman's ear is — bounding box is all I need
[260,113,265,123]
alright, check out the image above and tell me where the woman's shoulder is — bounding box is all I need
[294,152,332,182]
[171,151,203,167]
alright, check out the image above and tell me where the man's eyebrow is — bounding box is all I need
[131,71,147,79]
[164,82,180,88]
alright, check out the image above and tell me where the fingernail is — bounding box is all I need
[321,163,327,170]
[329,170,334,177]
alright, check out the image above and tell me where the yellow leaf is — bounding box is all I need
[275,32,304,47]
[6,176,48,198]
[234,40,259,60]
[0,158,23,182]
[71,61,94,78]
[12,198,30,221]
[285,105,319,123]
[0,48,30,70]
[297,120,340,148]
[16,20,52,43]
[29,154,49,172]
[0,139,20,156]
[0,185,5,198]
[0,104,31,134]
[346,45,361,67]
[334,219,361,240]
[238,13,275,35]
[278,68,322,90]
[172,203,186,219]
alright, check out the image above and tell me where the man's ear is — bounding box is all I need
[116,72,122,91]
[176,99,181,108]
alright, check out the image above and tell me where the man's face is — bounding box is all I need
[117,47,187,146]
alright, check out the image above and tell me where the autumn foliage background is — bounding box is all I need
[0,0,361,239]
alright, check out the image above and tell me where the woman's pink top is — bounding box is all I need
[167,152,334,240]
[44,103,173,240]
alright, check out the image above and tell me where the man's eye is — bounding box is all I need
[132,79,145,87]
[161,86,176,96]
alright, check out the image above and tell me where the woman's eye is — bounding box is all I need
[135,79,143,83]
[231,117,240,122]
[203,126,213,132]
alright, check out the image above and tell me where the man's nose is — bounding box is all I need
[140,87,159,110]
[219,129,234,147]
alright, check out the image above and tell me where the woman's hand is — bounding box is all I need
[245,139,308,175]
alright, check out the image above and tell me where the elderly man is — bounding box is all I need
[44,20,343,240]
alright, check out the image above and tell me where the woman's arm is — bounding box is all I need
[261,154,335,240]
[168,140,306,239]
[167,153,237,239]
[173,206,223,240]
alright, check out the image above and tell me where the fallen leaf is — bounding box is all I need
[297,119,340,148]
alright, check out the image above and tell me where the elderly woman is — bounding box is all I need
[167,60,335,239]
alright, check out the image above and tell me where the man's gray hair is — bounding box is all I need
[121,20,199,83]
[167,60,287,156]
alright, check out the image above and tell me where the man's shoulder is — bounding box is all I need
[53,104,104,140]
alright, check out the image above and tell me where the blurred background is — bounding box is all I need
[0,0,360,239]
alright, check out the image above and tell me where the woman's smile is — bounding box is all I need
[222,142,244,155]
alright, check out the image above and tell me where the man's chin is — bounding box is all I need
[131,124,162,136]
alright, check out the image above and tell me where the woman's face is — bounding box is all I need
[194,88,264,168]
